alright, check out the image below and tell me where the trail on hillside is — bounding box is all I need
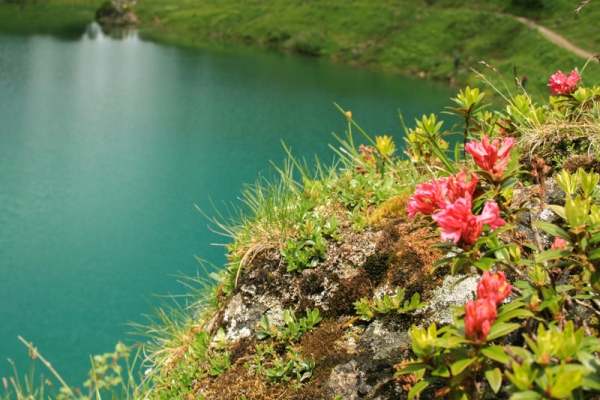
[512,15,594,59]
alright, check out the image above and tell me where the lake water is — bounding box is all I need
[0,25,454,386]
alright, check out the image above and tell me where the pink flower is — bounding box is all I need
[477,270,511,305]
[465,136,515,181]
[432,198,505,246]
[446,171,478,203]
[465,298,498,344]
[432,197,479,244]
[550,237,569,250]
[406,178,448,218]
[407,172,479,219]
[548,70,581,95]
[477,201,506,230]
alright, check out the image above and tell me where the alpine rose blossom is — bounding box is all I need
[445,171,478,203]
[431,198,505,246]
[407,172,479,219]
[464,298,498,344]
[465,136,515,181]
[406,178,448,218]
[548,70,581,95]
[477,270,511,305]
[477,201,506,230]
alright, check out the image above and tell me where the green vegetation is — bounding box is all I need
[132,0,600,98]
[3,0,600,97]
[4,2,600,399]
[6,61,600,397]
[353,288,426,322]
[0,1,99,38]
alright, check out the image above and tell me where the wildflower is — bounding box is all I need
[432,198,505,246]
[477,270,511,305]
[445,171,478,203]
[548,70,581,95]
[464,297,498,344]
[345,111,352,120]
[407,178,448,218]
[465,136,515,181]
[550,236,569,250]
[477,201,506,230]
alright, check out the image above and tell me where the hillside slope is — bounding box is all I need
[132,0,600,98]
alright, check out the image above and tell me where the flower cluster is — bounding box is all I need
[465,135,515,182]
[406,171,477,218]
[548,69,581,95]
[407,168,505,246]
[464,271,511,345]
[432,197,505,245]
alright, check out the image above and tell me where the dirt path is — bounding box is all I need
[513,15,594,59]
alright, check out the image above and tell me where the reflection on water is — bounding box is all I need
[84,22,138,41]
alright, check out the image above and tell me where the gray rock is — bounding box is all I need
[327,361,362,400]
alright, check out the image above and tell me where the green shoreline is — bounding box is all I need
[3,1,600,99]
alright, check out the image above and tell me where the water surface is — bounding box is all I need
[0,26,454,385]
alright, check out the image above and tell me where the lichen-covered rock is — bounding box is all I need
[511,177,564,249]
[416,273,478,325]
[196,215,511,399]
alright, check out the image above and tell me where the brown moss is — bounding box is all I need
[326,272,373,317]
[375,221,402,251]
[562,155,600,174]
[387,219,445,301]
[361,252,390,286]
[197,364,286,399]
[229,335,256,365]
[194,321,351,399]
[287,321,352,399]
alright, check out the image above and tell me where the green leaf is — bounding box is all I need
[481,346,512,364]
[395,362,429,375]
[473,257,494,271]
[590,232,600,244]
[431,364,450,377]
[508,346,533,360]
[485,367,503,393]
[510,390,542,400]
[495,308,534,324]
[533,221,570,241]
[589,247,600,260]
[450,358,477,376]
[498,300,529,314]
[431,257,455,273]
[487,322,520,341]
[535,249,572,263]
[408,379,430,400]
[547,205,566,220]
[450,257,470,275]
[582,375,600,391]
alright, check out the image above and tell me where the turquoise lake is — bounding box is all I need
[0,26,454,386]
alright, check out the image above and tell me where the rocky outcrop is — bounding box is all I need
[165,173,598,399]
[95,2,138,28]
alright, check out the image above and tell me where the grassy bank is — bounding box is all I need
[0,1,99,38]
[131,0,600,99]
[2,1,600,97]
